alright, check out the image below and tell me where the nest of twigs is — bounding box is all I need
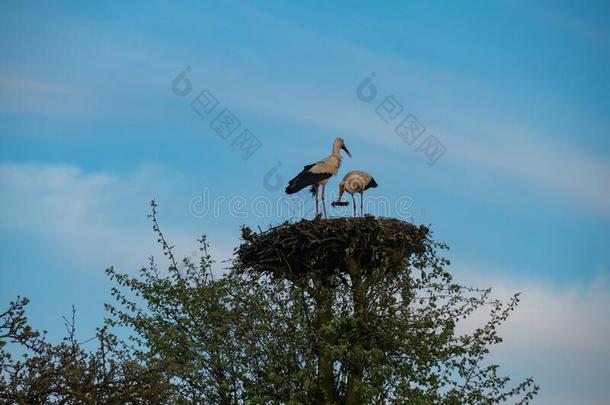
[235,216,429,279]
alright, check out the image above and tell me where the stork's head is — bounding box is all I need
[334,137,352,158]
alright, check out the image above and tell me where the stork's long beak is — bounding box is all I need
[342,144,352,158]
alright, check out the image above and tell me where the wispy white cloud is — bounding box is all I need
[0,162,217,273]
[0,73,86,96]
[437,118,610,215]
[0,72,93,115]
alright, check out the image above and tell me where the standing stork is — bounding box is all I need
[331,171,378,216]
[285,137,352,218]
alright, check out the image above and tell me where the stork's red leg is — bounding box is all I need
[360,192,364,216]
[352,194,356,217]
[314,186,319,217]
[321,184,328,219]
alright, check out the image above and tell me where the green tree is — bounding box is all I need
[104,202,538,403]
[1,201,538,403]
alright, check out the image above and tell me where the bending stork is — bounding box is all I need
[331,171,378,216]
[285,137,352,218]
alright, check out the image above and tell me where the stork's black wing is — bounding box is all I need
[285,164,332,194]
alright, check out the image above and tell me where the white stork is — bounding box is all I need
[285,137,352,218]
[331,171,378,216]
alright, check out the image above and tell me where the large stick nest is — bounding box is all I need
[235,216,430,279]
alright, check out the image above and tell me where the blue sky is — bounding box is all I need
[1,1,609,403]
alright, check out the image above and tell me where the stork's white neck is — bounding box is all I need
[332,140,342,158]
